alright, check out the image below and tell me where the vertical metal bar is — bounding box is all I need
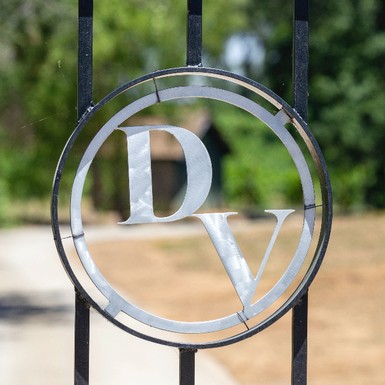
[292,2,309,380]
[78,0,93,119]
[75,1,93,382]
[293,0,309,122]
[179,348,197,385]
[292,292,308,385]
[187,0,203,66]
[75,290,90,385]
[184,1,201,379]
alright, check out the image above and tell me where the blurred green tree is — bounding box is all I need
[0,0,250,221]
[1,0,385,222]
[262,1,385,210]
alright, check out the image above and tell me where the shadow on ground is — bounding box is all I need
[0,292,72,323]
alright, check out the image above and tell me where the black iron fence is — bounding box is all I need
[51,1,332,384]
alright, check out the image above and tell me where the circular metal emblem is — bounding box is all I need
[52,67,332,348]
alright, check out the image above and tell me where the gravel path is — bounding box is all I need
[0,225,238,385]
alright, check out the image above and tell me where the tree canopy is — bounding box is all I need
[1,0,385,222]
[264,1,385,209]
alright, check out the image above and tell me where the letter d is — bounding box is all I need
[118,125,212,224]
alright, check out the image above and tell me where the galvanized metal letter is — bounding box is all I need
[194,210,294,313]
[117,125,212,224]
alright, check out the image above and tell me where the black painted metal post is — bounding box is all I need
[293,0,309,121]
[75,1,93,384]
[78,0,94,119]
[183,3,201,377]
[187,0,202,66]
[75,290,91,385]
[179,349,197,385]
[292,1,309,384]
[292,292,308,385]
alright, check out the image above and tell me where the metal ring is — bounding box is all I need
[51,66,332,349]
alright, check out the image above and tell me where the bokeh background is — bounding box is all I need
[0,1,384,385]
[2,1,385,221]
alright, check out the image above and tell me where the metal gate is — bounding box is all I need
[51,1,332,384]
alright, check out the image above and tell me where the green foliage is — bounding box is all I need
[0,150,10,223]
[1,0,385,223]
[213,107,301,210]
[0,0,77,204]
[0,0,246,221]
[263,0,385,211]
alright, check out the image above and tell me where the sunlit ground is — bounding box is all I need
[88,212,385,385]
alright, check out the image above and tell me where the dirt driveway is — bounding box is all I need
[1,214,384,385]
[0,225,238,385]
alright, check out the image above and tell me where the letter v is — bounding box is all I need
[194,210,294,311]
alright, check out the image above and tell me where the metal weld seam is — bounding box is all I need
[237,312,250,330]
[153,78,161,103]
[73,232,85,240]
